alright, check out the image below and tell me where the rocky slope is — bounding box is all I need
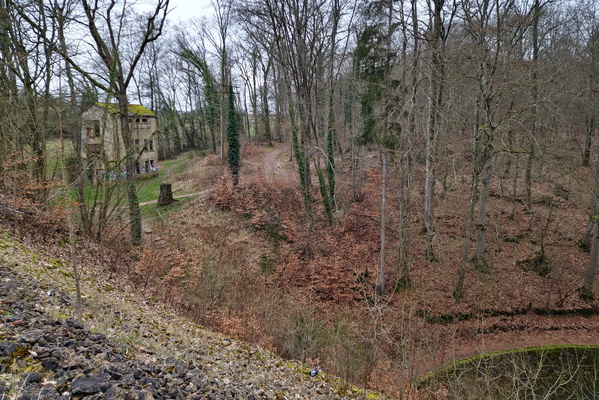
[0,234,382,400]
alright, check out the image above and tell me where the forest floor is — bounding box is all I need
[130,139,599,396]
[6,137,599,398]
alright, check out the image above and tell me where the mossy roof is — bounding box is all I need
[96,102,156,117]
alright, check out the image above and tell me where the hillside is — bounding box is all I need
[4,141,599,399]
[0,230,385,399]
[126,143,599,396]
[4,0,599,397]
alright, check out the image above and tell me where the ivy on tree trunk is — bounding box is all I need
[226,84,240,186]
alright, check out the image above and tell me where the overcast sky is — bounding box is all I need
[166,0,214,22]
[133,0,214,23]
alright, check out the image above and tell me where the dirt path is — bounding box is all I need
[262,142,291,178]
[140,144,287,207]
[437,312,599,363]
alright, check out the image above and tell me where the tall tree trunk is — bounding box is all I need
[58,83,82,317]
[36,0,53,202]
[583,220,599,300]
[583,116,594,167]
[454,123,484,300]
[582,150,599,298]
[424,0,446,262]
[454,165,480,300]
[261,57,272,146]
[326,95,336,211]
[510,154,520,220]
[455,106,484,300]
[377,151,388,295]
[475,148,493,265]
[325,0,341,213]
[274,63,283,143]
[315,157,332,224]
[525,145,534,211]
[251,52,259,138]
[525,0,541,212]
[117,91,142,246]
[288,89,312,231]
[424,86,437,260]
[219,45,227,162]
[396,0,419,287]
[57,5,91,235]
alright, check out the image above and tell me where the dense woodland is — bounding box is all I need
[3,0,599,397]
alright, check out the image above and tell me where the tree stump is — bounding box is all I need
[157,183,177,207]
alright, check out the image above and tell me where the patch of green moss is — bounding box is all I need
[8,346,30,360]
[517,251,552,276]
[102,284,116,292]
[421,344,599,399]
[59,270,73,279]
[45,259,64,270]
[259,254,276,275]
[471,258,490,274]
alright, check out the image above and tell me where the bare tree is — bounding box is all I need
[454,0,533,298]
[237,0,346,232]
[0,0,56,204]
[37,0,170,245]
[396,0,422,288]
[209,0,233,162]
[423,0,456,262]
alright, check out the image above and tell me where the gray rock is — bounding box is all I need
[19,329,45,344]
[103,363,128,379]
[88,332,106,341]
[121,373,136,386]
[105,384,125,399]
[132,368,143,379]
[70,373,110,395]
[2,342,19,356]
[124,389,154,400]
[41,357,59,371]
[22,371,43,384]
[140,376,160,388]
[38,384,61,400]
[63,317,84,330]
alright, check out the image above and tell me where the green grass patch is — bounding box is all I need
[66,150,199,213]
[137,180,162,204]
[173,162,186,174]
[140,204,158,219]
[471,257,491,274]
[259,254,277,275]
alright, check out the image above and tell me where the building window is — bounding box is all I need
[143,139,154,152]
[135,139,140,147]
[86,120,100,137]
[141,118,148,123]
